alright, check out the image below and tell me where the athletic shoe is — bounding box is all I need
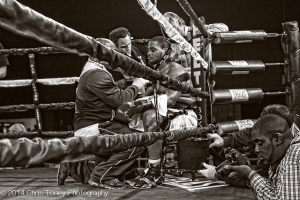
[133,163,164,189]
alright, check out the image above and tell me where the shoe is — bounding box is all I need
[57,163,69,185]
[88,179,126,190]
[133,163,164,189]
[103,179,126,188]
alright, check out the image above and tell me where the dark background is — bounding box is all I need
[0,0,299,130]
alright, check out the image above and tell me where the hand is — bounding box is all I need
[207,133,224,148]
[225,165,253,179]
[197,163,216,179]
[132,78,149,90]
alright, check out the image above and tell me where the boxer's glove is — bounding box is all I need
[115,99,154,123]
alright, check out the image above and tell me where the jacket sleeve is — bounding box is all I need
[86,71,139,108]
[223,128,254,147]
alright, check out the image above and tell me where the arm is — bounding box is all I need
[87,71,139,108]
[249,146,300,200]
[223,128,254,147]
[144,85,154,97]
[159,63,189,106]
[248,172,281,200]
[249,163,300,200]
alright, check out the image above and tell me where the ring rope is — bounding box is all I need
[0,47,66,56]
[0,40,150,56]
[0,131,74,139]
[0,102,75,112]
[0,77,79,87]
[136,0,208,69]
[1,125,214,140]
[0,76,209,98]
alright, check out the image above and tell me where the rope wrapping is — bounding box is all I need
[216,119,258,136]
[0,102,75,112]
[213,31,268,44]
[0,131,74,139]
[176,0,208,38]
[211,88,264,104]
[0,79,32,87]
[281,21,300,127]
[0,47,65,56]
[211,60,265,75]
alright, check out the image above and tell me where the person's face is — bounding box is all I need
[168,17,186,36]
[165,152,177,168]
[251,130,275,164]
[116,35,132,56]
[147,41,165,67]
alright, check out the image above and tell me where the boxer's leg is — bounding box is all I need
[133,109,166,189]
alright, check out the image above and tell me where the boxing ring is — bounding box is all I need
[0,0,298,198]
[137,0,300,176]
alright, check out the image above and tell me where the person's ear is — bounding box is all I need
[273,132,284,146]
[177,20,182,27]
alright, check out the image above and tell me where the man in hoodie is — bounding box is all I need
[57,38,150,189]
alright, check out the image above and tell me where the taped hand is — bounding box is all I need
[208,133,224,148]
[132,78,149,90]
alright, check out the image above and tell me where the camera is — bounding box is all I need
[215,148,250,178]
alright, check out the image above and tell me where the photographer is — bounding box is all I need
[224,114,300,200]
[198,104,299,186]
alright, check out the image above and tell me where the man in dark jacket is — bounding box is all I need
[109,27,147,65]
[58,38,150,189]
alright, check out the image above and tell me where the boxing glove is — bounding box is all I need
[115,99,154,123]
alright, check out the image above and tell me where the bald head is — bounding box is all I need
[96,38,116,50]
[253,114,292,140]
[252,114,294,164]
[260,104,293,127]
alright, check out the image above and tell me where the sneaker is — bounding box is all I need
[88,179,126,190]
[57,163,69,185]
[133,163,164,189]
